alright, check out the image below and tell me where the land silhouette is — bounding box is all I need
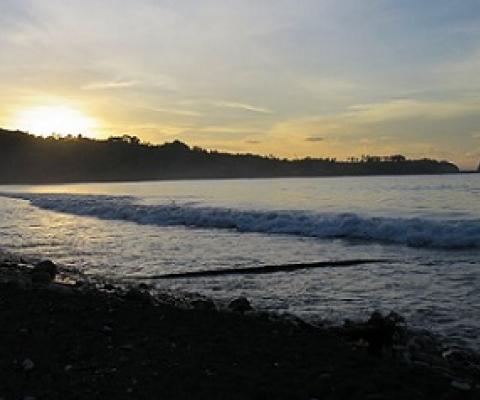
[0,128,459,184]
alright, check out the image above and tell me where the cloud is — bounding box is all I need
[471,130,480,139]
[245,139,261,144]
[346,99,480,123]
[305,136,325,142]
[213,101,273,114]
[154,107,203,117]
[270,99,480,141]
[198,125,264,135]
[83,80,138,90]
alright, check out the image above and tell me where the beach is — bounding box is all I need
[2,1,480,397]
[1,176,479,399]
[1,176,479,353]
[1,253,479,399]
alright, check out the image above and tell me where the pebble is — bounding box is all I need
[124,288,152,304]
[228,297,253,313]
[22,358,35,371]
[31,260,57,284]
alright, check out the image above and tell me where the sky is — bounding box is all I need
[1,0,480,169]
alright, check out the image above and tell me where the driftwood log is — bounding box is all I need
[122,259,390,280]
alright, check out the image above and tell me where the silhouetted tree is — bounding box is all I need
[0,128,460,184]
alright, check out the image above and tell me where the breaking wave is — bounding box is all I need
[2,193,480,249]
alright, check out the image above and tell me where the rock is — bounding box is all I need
[450,380,471,391]
[103,283,115,291]
[407,336,422,351]
[342,310,405,354]
[191,298,216,311]
[228,297,253,313]
[441,348,473,370]
[138,283,151,290]
[31,260,57,284]
[74,280,86,288]
[22,358,35,371]
[124,288,152,304]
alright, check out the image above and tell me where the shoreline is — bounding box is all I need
[1,252,479,399]
[0,171,470,187]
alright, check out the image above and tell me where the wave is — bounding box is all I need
[2,193,480,249]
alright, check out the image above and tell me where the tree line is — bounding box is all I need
[0,128,459,184]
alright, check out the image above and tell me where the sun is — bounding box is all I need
[13,105,99,137]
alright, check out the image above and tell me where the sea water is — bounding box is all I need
[0,175,479,350]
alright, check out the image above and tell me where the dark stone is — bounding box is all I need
[31,260,57,284]
[103,283,115,291]
[191,298,216,311]
[228,297,253,313]
[342,311,405,354]
[124,288,152,304]
[138,283,151,290]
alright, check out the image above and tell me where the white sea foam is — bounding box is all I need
[2,193,479,249]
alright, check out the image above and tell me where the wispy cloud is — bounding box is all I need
[83,80,138,90]
[305,136,325,142]
[213,101,273,114]
[154,107,203,117]
[471,131,480,139]
[199,125,264,135]
[346,99,480,122]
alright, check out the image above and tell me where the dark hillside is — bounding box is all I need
[0,129,459,184]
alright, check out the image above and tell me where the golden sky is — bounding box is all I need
[1,0,480,169]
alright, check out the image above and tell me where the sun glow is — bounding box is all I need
[13,105,99,137]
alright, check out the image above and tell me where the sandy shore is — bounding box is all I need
[0,253,479,399]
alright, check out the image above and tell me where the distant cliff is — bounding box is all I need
[0,129,459,184]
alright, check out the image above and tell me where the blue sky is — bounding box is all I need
[1,0,480,168]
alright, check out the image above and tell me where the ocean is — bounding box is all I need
[0,174,479,350]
